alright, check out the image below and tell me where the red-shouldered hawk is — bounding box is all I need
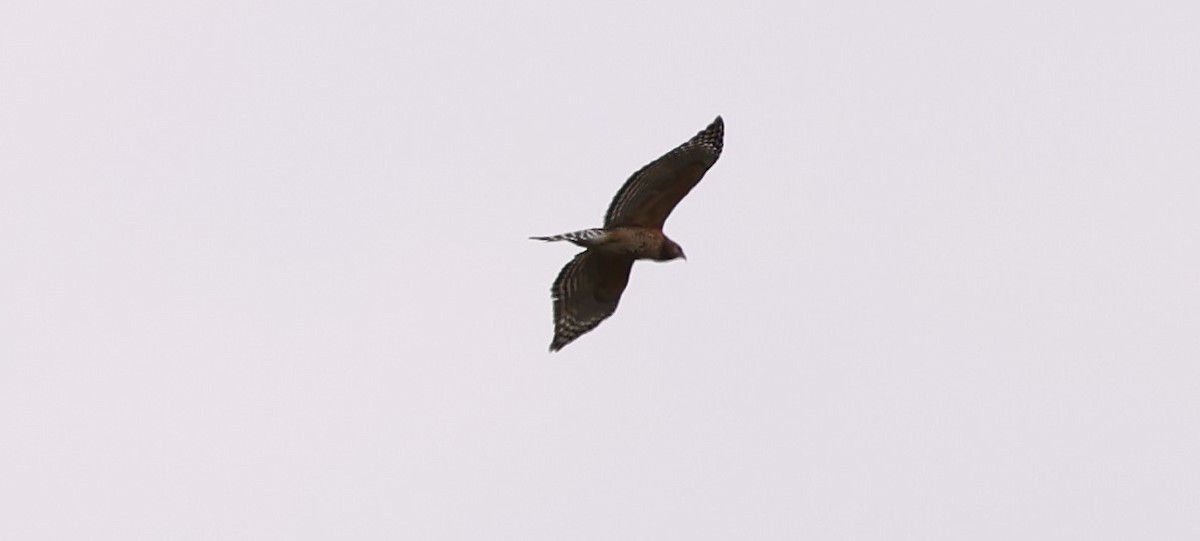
[531,116,724,351]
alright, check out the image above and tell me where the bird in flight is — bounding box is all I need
[531,116,724,351]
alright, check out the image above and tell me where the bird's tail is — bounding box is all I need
[529,228,608,246]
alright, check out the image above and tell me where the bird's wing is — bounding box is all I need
[549,250,635,351]
[603,116,724,229]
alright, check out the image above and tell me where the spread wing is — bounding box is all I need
[603,116,724,229]
[549,250,635,351]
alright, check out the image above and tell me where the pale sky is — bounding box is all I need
[3,1,1199,539]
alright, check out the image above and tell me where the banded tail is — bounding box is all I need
[529,228,608,246]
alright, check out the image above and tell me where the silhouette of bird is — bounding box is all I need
[531,116,724,351]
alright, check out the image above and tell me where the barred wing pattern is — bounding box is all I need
[604,116,724,229]
[549,250,635,351]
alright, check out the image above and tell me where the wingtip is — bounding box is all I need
[549,334,575,352]
[704,116,724,139]
[696,115,724,154]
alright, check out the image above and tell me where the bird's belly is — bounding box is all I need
[597,227,663,259]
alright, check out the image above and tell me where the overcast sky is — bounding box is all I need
[3,1,1199,539]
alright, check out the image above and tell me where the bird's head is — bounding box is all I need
[656,239,687,262]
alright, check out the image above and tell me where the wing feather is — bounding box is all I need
[603,116,724,228]
[549,251,635,351]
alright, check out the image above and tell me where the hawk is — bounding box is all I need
[531,116,724,351]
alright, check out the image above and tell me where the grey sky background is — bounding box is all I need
[3,1,1198,539]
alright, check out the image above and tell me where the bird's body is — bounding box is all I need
[532,116,724,351]
[533,227,675,260]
